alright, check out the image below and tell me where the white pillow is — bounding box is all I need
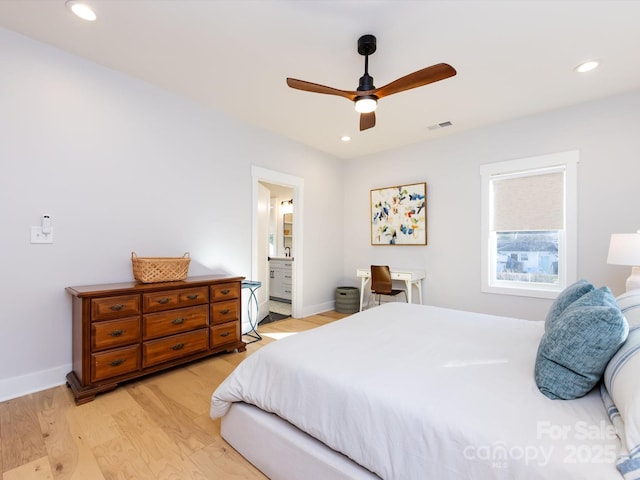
[616,289,640,329]
[602,328,640,479]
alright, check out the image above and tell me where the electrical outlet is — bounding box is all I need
[31,226,53,244]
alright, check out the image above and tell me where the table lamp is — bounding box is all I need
[607,231,640,292]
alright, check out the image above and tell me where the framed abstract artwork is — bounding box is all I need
[371,182,427,245]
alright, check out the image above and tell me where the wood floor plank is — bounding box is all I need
[3,456,54,480]
[134,367,214,418]
[70,402,122,449]
[34,385,104,480]
[92,434,158,480]
[112,405,202,480]
[1,311,346,479]
[0,394,48,472]
[55,409,106,480]
[189,435,268,479]
[126,382,217,457]
[186,351,246,388]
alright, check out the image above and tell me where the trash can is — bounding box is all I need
[335,286,360,313]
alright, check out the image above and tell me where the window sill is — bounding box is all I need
[481,284,560,299]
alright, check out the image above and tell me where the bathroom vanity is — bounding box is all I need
[269,258,292,302]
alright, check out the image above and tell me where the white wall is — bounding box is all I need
[3,25,639,402]
[0,29,344,401]
[343,91,640,320]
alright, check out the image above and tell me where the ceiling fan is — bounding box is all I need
[286,34,457,131]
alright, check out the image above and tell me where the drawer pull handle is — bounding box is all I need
[172,343,185,351]
[220,332,230,337]
[109,329,124,337]
[157,298,170,305]
[110,304,124,311]
[172,318,185,325]
[221,289,231,295]
[109,359,125,367]
[187,294,199,300]
[220,309,230,315]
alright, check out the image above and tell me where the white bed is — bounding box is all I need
[211,302,624,480]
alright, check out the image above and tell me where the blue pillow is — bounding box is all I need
[535,287,628,400]
[545,279,595,330]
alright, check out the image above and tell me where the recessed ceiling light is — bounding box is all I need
[341,135,351,142]
[575,60,599,73]
[66,1,97,21]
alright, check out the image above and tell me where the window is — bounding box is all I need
[480,151,578,298]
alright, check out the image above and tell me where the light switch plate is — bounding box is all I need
[31,226,53,244]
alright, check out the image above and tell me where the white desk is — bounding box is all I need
[356,267,425,311]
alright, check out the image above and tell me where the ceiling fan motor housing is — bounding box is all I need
[357,34,376,93]
[358,75,375,92]
[357,34,376,56]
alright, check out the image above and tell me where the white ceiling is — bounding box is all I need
[1,1,639,160]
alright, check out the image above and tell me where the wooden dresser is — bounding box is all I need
[66,275,246,404]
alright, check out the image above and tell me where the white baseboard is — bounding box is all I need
[0,300,341,403]
[0,364,70,402]
[300,301,336,318]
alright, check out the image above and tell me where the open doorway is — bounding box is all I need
[251,166,303,322]
[261,182,293,321]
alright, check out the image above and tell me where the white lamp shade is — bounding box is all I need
[607,233,640,266]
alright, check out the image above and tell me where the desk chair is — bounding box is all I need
[368,265,407,308]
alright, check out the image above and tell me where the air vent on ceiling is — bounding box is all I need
[427,121,453,131]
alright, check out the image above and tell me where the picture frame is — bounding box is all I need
[371,182,427,245]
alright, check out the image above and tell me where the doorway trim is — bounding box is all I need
[251,166,304,319]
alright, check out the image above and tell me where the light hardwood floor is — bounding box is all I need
[0,310,349,480]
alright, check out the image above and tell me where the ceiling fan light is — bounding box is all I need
[354,97,377,113]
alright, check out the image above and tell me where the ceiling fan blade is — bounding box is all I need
[360,111,376,131]
[286,78,358,101]
[374,63,457,99]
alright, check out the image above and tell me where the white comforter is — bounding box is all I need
[211,303,621,480]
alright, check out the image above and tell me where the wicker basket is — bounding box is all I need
[131,252,190,283]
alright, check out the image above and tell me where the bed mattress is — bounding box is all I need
[212,303,621,479]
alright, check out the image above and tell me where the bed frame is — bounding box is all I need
[221,402,379,480]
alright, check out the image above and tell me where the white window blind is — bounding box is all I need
[491,169,565,232]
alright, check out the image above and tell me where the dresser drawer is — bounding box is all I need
[211,282,240,301]
[91,295,140,321]
[143,286,209,313]
[143,305,208,340]
[91,316,141,351]
[210,322,240,348]
[211,299,239,325]
[142,290,179,312]
[142,329,209,368]
[91,345,141,382]
[177,286,209,305]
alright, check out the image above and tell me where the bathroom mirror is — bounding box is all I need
[283,213,292,256]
